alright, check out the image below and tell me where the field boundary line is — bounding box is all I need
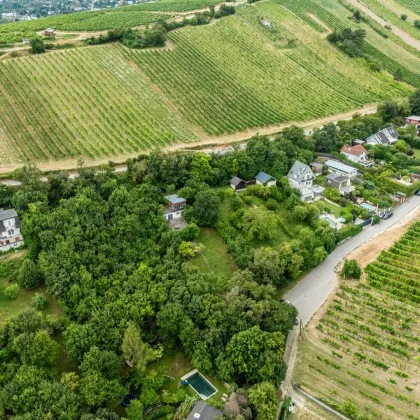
[294,385,351,420]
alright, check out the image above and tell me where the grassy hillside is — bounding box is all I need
[294,222,420,419]
[396,0,420,14]
[0,0,419,166]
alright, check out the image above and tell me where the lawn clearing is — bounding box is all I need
[0,277,64,323]
[294,221,420,419]
[191,228,237,278]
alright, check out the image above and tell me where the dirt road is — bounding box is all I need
[346,0,420,50]
[0,103,377,174]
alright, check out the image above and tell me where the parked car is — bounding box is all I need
[415,189,420,196]
[383,211,393,220]
[280,299,291,304]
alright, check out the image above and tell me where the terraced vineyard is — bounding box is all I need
[0,0,419,166]
[294,222,420,420]
[126,6,409,136]
[0,45,196,164]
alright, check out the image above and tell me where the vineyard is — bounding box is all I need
[126,5,409,136]
[0,0,221,46]
[275,0,420,88]
[0,0,420,165]
[0,44,196,164]
[357,0,420,40]
[396,0,420,14]
[294,222,420,420]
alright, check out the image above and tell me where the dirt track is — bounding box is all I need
[0,103,377,174]
[346,0,420,50]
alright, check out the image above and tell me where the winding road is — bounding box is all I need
[285,195,420,326]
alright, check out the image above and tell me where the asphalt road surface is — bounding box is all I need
[286,195,420,326]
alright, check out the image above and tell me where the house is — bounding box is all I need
[405,116,420,134]
[325,159,358,179]
[230,176,246,192]
[340,144,373,167]
[255,171,276,187]
[310,162,324,176]
[325,173,355,196]
[186,401,222,420]
[0,208,24,252]
[411,173,420,184]
[45,28,55,37]
[163,194,186,221]
[287,161,317,201]
[365,126,399,146]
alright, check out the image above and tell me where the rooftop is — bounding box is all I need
[255,171,276,184]
[325,159,355,174]
[230,176,245,186]
[341,144,369,156]
[186,401,223,420]
[164,194,186,205]
[0,208,18,221]
[406,115,420,121]
[288,161,313,182]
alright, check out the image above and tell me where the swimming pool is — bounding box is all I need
[360,203,376,211]
[181,370,217,400]
[320,215,337,228]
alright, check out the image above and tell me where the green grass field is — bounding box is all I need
[294,222,420,419]
[191,228,237,278]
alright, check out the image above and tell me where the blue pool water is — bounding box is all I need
[188,373,217,399]
[360,203,376,211]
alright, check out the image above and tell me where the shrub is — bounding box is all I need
[18,259,41,289]
[31,292,48,309]
[341,259,362,279]
[4,284,19,300]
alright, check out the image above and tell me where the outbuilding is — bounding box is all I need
[164,194,186,221]
[230,176,246,192]
[255,171,276,187]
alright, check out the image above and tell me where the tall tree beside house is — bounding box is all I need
[185,189,221,227]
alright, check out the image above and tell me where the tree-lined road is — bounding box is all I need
[286,195,420,326]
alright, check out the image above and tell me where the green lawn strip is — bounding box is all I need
[319,199,342,218]
[192,228,237,279]
[0,277,64,323]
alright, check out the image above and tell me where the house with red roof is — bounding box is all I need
[340,144,373,167]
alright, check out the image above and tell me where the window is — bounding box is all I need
[8,229,14,236]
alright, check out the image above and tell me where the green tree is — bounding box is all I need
[249,382,279,420]
[31,292,47,309]
[409,90,420,115]
[18,259,41,289]
[401,14,408,21]
[240,207,277,241]
[185,189,221,227]
[79,346,121,380]
[126,400,144,420]
[122,323,155,370]
[341,259,362,279]
[190,153,213,182]
[5,284,19,299]
[323,187,340,202]
[29,36,45,54]
[394,68,403,82]
[217,326,286,386]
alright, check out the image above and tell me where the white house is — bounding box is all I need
[405,116,420,134]
[325,159,358,179]
[365,126,399,146]
[255,171,276,187]
[0,208,24,252]
[340,144,373,167]
[287,161,323,201]
[163,195,186,221]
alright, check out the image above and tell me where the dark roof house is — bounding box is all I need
[366,126,399,146]
[0,208,20,232]
[230,176,247,191]
[186,401,222,420]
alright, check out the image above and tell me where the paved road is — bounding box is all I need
[286,195,420,326]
